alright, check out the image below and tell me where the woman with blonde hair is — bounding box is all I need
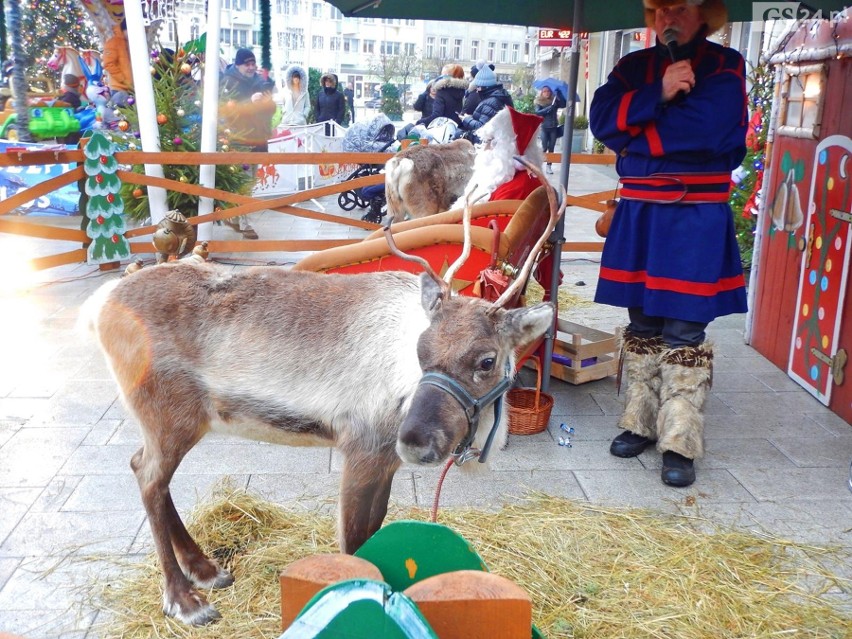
[417,63,468,127]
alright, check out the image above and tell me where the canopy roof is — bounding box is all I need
[325,0,850,32]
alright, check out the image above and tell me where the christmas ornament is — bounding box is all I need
[128,143,137,150]
[222,145,229,152]
[127,96,135,106]
[173,137,183,145]
[179,175,189,183]
[118,120,130,132]
[176,108,185,117]
[157,113,168,125]
[132,188,144,198]
[96,215,104,224]
[181,63,192,74]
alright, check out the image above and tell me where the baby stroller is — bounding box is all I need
[338,114,397,223]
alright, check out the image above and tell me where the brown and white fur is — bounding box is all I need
[385,138,476,222]
[80,263,552,626]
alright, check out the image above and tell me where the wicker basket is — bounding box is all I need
[507,357,554,435]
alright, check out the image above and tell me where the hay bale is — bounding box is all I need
[86,487,851,639]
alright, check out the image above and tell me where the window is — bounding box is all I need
[363,39,375,54]
[404,42,416,56]
[381,41,400,55]
[312,35,324,50]
[778,64,826,139]
[439,37,448,58]
[284,28,304,49]
[511,43,520,64]
[222,30,231,45]
[405,19,416,26]
[344,37,358,53]
[233,0,246,10]
[190,18,200,40]
[253,30,261,45]
[312,2,323,18]
[500,42,508,63]
[487,41,496,60]
[453,38,462,60]
[235,29,248,47]
[330,7,343,19]
[330,37,341,51]
[381,18,400,24]
[426,36,435,59]
[470,40,480,61]
[281,0,299,15]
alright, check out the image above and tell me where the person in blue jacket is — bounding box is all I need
[457,65,513,142]
[589,0,745,488]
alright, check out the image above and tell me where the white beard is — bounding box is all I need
[451,108,544,210]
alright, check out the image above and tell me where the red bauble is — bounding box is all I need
[107,193,115,203]
[157,113,168,125]
[99,155,108,164]
[111,234,120,244]
[132,188,144,198]
[96,215,104,224]
[95,174,104,184]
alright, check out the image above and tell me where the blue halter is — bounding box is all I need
[417,360,513,465]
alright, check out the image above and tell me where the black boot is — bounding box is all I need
[661,451,696,487]
[610,430,655,458]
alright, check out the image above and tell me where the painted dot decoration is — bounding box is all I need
[809,270,817,285]
[810,365,819,381]
[796,336,802,349]
[836,237,843,251]
[815,236,822,250]
[819,149,828,164]
[822,335,829,349]
[820,276,828,292]
[818,307,825,320]
[802,303,809,317]
[827,177,834,190]
[825,258,832,273]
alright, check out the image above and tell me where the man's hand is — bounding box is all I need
[251,92,264,103]
[661,61,695,102]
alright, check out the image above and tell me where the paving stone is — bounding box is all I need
[175,442,332,475]
[489,439,644,472]
[0,427,89,488]
[0,488,42,548]
[729,466,852,502]
[704,413,834,440]
[769,434,852,467]
[0,420,22,448]
[0,510,145,557]
[0,557,20,592]
[573,468,757,509]
[0,608,95,639]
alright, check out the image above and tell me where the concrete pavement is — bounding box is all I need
[0,162,849,637]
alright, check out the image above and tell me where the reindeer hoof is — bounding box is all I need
[163,591,221,626]
[210,568,235,589]
[186,565,234,589]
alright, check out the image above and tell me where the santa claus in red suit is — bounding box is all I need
[452,107,545,208]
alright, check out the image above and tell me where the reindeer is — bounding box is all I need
[385,138,476,223]
[81,161,564,626]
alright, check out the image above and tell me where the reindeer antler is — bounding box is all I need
[382,223,450,296]
[443,188,486,286]
[491,157,567,308]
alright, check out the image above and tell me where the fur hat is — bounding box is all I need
[234,48,256,66]
[63,74,80,89]
[473,65,497,88]
[643,0,728,35]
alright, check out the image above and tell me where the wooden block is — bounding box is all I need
[403,570,532,639]
[280,553,384,630]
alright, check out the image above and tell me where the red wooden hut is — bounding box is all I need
[749,16,852,423]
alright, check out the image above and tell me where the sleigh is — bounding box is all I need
[293,187,551,303]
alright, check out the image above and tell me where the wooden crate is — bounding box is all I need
[549,319,618,384]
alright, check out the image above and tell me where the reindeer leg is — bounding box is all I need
[128,383,224,626]
[338,449,401,554]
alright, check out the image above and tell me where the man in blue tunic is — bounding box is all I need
[589,0,746,487]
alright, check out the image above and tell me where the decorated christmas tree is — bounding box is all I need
[21,0,100,85]
[729,63,774,270]
[116,44,256,221]
[84,132,130,263]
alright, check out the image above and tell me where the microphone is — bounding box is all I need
[662,28,680,62]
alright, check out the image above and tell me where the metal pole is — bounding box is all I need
[196,0,223,241]
[541,0,584,392]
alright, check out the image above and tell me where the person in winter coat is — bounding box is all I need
[457,65,513,140]
[462,60,494,115]
[590,0,745,488]
[417,64,467,127]
[315,73,346,125]
[281,64,310,127]
[534,85,567,173]
[412,83,435,121]
[343,82,356,123]
[219,48,276,239]
[102,19,132,106]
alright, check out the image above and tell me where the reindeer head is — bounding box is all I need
[397,275,553,465]
[392,157,565,466]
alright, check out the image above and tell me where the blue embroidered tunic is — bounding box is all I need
[589,35,748,323]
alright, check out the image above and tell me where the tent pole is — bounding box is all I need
[541,0,584,392]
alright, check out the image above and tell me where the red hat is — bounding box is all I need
[507,107,544,155]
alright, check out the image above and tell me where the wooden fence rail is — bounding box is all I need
[0,149,614,271]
